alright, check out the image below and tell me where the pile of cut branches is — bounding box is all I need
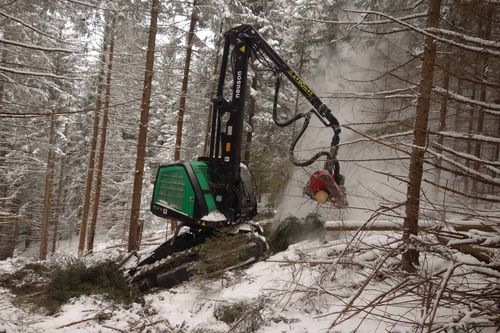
[1,259,138,314]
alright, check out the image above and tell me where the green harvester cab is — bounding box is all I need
[151,161,219,226]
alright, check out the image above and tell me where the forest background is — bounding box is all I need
[0,0,498,274]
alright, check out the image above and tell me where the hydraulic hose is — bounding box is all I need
[288,113,332,167]
[272,75,308,127]
[272,74,339,168]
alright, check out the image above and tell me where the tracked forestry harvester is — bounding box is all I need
[125,25,348,291]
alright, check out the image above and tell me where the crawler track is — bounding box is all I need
[128,231,267,292]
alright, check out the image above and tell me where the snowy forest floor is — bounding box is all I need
[0,223,499,333]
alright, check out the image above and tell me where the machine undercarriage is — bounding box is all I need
[123,224,267,291]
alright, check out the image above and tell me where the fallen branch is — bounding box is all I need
[328,250,395,328]
[57,312,112,329]
[435,235,495,265]
[101,325,126,332]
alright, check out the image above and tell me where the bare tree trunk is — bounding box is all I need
[0,48,4,114]
[493,7,500,196]
[39,113,57,260]
[453,78,463,154]
[243,75,257,165]
[494,116,500,194]
[79,19,111,256]
[128,0,159,252]
[464,82,476,194]
[472,9,491,195]
[452,78,464,192]
[88,21,116,253]
[0,44,7,201]
[402,0,442,271]
[203,20,223,156]
[174,0,197,161]
[0,29,18,260]
[51,123,69,254]
[433,52,450,188]
[380,43,390,120]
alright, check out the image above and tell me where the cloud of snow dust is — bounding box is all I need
[278,42,408,222]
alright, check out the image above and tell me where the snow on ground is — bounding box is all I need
[0,237,370,333]
[1,228,497,333]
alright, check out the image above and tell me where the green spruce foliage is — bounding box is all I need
[3,260,137,314]
[214,298,266,332]
[195,230,249,274]
[365,118,413,137]
[267,214,325,253]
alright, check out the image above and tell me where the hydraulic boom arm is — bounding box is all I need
[208,24,344,189]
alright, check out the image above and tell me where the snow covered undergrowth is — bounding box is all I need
[1,230,498,333]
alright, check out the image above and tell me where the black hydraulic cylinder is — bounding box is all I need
[220,38,250,180]
[210,36,231,160]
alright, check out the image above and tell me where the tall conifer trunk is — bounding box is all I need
[88,20,116,253]
[40,47,65,259]
[464,81,476,194]
[0,39,8,255]
[51,123,69,254]
[452,78,463,157]
[402,0,442,271]
[174,0,197,160]
[128,0,159,252]
[472,8,491,194]
[79,18,111,256]
[39,113,56,260]
[434,52,450,189]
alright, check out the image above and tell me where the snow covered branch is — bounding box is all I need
[345,122,500,187]
[342,124,412,156]
[427,27,500,50]
[345,9,500,57]
[322,87,416,100]
[432,131,500,145]
[430,141,500,169]
[433,86,500,114]
[291,12,426,25]
[423,178,500,203]
[422,147,500,185]
[0,38,75,53]
[339,129,413,147]
[0,10,71,44]
[63,0,100,9]
[395,140,500,186]
[0,66,81,80]
[0,95,150,118]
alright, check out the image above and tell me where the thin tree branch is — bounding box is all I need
[0,38,74,53]
[0,65,81,80]
[345,9,500,57]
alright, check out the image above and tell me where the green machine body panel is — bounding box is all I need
[151,161,218,226]
[153,165,195,218]
[190,161,217,212]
